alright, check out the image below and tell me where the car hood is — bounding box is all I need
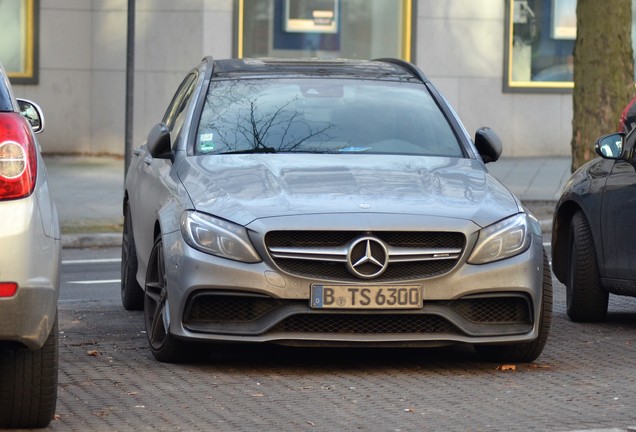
[177,155,520,227]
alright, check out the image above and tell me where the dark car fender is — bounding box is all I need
[551,158,612,283]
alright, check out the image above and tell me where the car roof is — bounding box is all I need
[209,58,428,83]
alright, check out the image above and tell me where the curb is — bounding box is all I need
[62,233,122,249]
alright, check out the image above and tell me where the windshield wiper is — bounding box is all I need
[220,146,278,155]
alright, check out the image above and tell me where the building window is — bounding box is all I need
[237,0,413,61]
[505,0,576,92]
[0,0,38,84]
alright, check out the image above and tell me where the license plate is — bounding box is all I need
[310,285,423,310]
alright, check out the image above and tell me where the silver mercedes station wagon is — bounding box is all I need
[122,58,551,363]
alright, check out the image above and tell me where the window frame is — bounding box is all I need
[234,0,414,62]
[162,72,199,151]
[3,0,39,85]
[503,0,574,94]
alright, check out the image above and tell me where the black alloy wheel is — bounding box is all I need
[144,236,184,362]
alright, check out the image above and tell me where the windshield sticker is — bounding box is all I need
[199,133,215,152]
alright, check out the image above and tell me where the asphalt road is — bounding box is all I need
[60,248,121,304]
[46,246,636,432]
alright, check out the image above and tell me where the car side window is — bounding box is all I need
[162,73,198,136]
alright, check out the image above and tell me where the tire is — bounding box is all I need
[144,236,185,363]
[0,314,58,428]
[565,211,608,322]
[121,203,144,311]
[475,248,553,363]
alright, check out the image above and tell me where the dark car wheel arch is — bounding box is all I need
[552,201,587,283]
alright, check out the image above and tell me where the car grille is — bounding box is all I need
[452,297,530,324]
[264,231,465,282]
[183,293,532,336]
[186,293,284,323]
[271,314,457,334]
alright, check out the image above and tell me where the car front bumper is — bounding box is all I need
[160,218,546,347]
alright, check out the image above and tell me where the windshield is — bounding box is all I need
[195,78,464,157]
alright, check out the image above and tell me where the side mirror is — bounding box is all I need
[146,123,172,159]
[474,127,502,163]
[595,133,625,159]
[16,98,44,134]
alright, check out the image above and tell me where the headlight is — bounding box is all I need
[180,211,261,263]
[467,213,534,264]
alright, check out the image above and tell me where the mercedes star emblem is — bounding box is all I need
[346,236,389,279]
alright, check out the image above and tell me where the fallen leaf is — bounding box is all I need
[251,393,265,397]
[497,364,516,371]
[53,414,61,421]
[306,420,315,427]
[126,392,138,396]
[528,364,550,369]
[86,350,100,357]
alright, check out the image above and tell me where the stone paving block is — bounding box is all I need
[50,281,636,432]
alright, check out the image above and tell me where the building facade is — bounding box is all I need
[5,0,594,157]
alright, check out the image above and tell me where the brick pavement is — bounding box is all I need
[44,279,636,432]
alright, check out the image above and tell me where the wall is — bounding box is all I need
[13,0,233,156]
[416,0,572,157]
[14,1,94,154]
[11,0,571,157]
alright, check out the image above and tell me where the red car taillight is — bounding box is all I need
[0,282,18,297]
[0,112,37,200]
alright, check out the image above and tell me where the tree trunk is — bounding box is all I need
[571,0,634,172]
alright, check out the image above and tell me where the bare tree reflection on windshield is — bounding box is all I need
[195,78,465,157]
[197,80,336,154]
